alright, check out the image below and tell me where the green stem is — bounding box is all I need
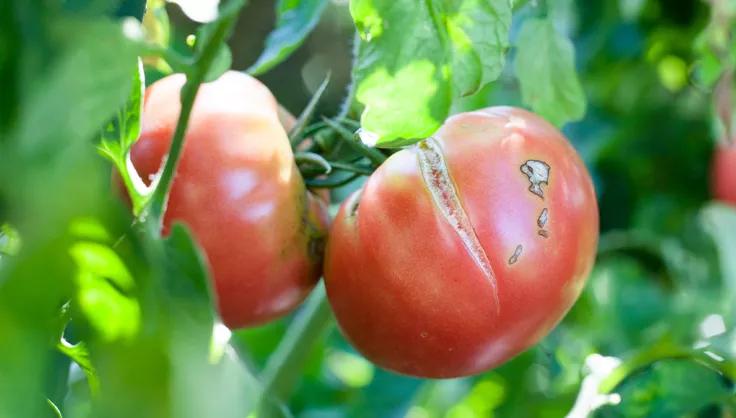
[294,152,332,175]
[327,161,373,175]
[322,117,386,167]
[113,154,150,216]
[289,74,331,148]
[599,343,736,394]
[298,121,329,142]
[146,1,245,227]
[140,43,193,71]
[305,173,361,189]
[257,283,333,417]
[47,399,63,418]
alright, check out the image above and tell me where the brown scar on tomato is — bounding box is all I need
[520,160,550,199]
[537,208,548,228]
[417,138,500,312]
[508,244,523,265]
[347,188,363,218]
[537,208,550,237]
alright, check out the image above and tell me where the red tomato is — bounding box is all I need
[129,71,328,328]
[712,144,736,205]
[324,107,599,378]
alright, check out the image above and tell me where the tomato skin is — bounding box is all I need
[324,107,599,378]
[129,71,328,328]
[712,144,736,205]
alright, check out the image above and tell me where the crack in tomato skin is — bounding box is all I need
[416,137,500,313]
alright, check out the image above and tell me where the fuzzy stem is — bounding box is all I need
[146,0,245,226]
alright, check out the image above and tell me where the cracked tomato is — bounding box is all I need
[127,71,328,328]
[324,107,599,378]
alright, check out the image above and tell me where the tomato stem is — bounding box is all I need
[140,43,193,72]
[295,151,332,175]
[256,283,333,417]
[305,173,362,188]
[598,342,736,394]
[322,117,387,167]
[145,0,245,227]
[327,161,374,175]
[289,73,331,148]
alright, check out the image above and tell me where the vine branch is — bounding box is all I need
[146,0,245,228]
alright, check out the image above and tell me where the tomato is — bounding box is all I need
[128,71,328,328]
[711,144,736,205]
[324,107,599,378]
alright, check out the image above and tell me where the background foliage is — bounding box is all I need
[1,0,735,417]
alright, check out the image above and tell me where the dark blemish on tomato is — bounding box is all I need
[508,244,523,265]
[348,188,363,217]
[537,208,548,228]
[307,236,326,262]
[538,230,549,238]
[520,160,550,199]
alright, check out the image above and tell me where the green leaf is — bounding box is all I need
[515,18,586,126]
[98,60,145,163]
[163,224,260,418]
[0,9,141,418]
[57,340,100,394]
[600,359,733,417]
[70,241,141,342]
[13,19,140,160]
[97,60,149,215]
[248,0,329,75]
[163,223,215,315]
[350,0,512,147]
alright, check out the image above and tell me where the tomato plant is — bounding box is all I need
[127,71,328,328]
[1,0,735,418]
[324,107,599,378]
